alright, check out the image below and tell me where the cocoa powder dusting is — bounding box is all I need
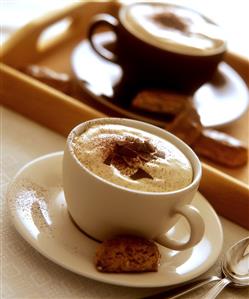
[151,12,188,32]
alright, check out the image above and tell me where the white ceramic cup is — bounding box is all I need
[63,118,205,251]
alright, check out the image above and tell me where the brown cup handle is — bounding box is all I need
[87,13,119,63]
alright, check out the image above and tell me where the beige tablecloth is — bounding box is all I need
[1,106,249,299]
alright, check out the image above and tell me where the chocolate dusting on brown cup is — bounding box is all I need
[104,137,165,180]
[151,12,188,32]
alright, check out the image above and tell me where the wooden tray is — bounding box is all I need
[1,1,248,229]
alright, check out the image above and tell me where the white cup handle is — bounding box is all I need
[155,205,205,251]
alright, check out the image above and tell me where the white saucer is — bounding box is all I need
[71,32,249,129]
[7,152,223,288]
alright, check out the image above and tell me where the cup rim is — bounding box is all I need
[119,1,227,57]
[66,118,202,196]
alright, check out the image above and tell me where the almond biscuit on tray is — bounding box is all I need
[132,89,190,116]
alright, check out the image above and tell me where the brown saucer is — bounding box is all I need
[71,32,249,128]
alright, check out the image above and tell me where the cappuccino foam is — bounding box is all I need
[121,3,226,56]
[72,123,193,192]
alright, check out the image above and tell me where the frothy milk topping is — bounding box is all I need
[72,124,193,192]
[122,3,226,55]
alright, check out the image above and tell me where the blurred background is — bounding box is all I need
[1,0,249,60]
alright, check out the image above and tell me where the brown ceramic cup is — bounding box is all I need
[87,2,227,94]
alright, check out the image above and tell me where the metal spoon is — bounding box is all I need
[203,236,249,299]
[141,237,249,299]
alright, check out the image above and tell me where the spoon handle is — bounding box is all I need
[167,276,220,299]
[141,276,220,299]
[202,277,231,299]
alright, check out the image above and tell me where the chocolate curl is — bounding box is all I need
[103,137,165,179]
